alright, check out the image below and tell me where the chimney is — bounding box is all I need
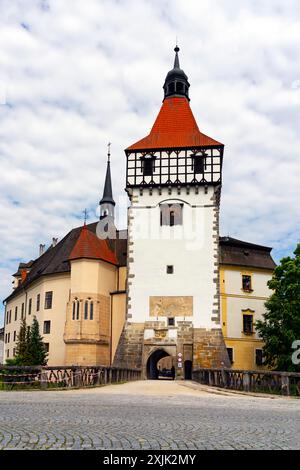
[39,244,45,256]
[52,237,58,247]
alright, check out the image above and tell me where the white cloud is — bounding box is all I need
[0,0,299,324]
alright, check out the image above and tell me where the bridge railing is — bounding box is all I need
[192,368,300,397]
[0,365,141,390]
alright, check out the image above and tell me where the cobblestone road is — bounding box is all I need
[0,380,299,450]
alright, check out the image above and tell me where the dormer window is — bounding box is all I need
[191,152,207,174]
[141,154,155,177]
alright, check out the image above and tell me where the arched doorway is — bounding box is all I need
[146,349,172,380]
[184,360,192,380]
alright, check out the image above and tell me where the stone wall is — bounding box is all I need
[176,321,194,378]
[113,323,145,369]
[64,342,110,366]
[114,322,231,376]
[193,328,231,368]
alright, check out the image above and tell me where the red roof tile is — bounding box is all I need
[69,224,118,265]
[127,97,222,150]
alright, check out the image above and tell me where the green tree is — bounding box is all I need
[14,318,30,365]
[27,316,48,366]
[256,244,300,372]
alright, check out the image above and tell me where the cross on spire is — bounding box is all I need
[83,208,87,226]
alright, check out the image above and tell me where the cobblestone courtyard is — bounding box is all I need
[0,380,299,450]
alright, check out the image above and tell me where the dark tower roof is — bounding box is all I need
[163,46,190,101]
[126,45,223,151]
[100,157,115,206]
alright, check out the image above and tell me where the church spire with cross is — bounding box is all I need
[99,143,115,221]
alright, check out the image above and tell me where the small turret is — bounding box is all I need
[163,45,190,101]
[99,143,115,221]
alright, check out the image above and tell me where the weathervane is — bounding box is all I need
[83,208,87,225]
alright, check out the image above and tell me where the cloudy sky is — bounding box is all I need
[0,0,299,324]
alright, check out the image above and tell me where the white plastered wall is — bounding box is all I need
[128,186,219,329]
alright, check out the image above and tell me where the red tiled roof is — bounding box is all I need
[127,97,223,150]
[69,224,118,265]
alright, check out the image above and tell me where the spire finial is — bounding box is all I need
[107,142,111,162]
[83,208,87,226]
[174,44,180,69]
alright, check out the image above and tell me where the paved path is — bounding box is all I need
[0,380,299,450]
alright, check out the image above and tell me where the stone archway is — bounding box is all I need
[146,348,172,380]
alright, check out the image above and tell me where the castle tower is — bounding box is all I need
[115,47,230,378]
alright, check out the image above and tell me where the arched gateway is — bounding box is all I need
[146,349,172,380]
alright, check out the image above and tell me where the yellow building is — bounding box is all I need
[219,237,276,370]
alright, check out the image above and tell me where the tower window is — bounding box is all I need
[90,302,94,320]
[15,307,18,321]
[191,152,207,174]
[166,265,174,274]
[168,317,175,327]
[168,82,175,94]
[141,155,155,176]
[176,82,183,93]
[170,211,175,226]
[76,301,80,320]
[160,203,183,226]
[28,298,32,315]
